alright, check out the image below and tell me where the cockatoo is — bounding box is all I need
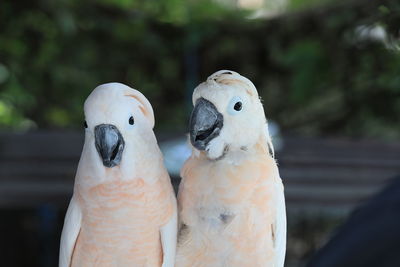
[59,83,177,267]
[176,70,286,267]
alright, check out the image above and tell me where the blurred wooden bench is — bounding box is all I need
[0,131,399,216]
[279,137,400,215]
[0,131,82,208]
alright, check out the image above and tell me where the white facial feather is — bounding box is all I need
[192,71,268,160]
[77,82,160,186]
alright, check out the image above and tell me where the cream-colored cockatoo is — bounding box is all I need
[176,70,286,267]
[59,83,177,267]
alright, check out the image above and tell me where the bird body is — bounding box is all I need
[71,167,173,266]
[176,71,286,267]
[59,83,177,267]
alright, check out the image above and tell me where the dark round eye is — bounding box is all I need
[234,101,242,111]
[84,120,88,128]
[129,116,134,125]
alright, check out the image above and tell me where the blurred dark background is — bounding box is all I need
[0,0,399,266]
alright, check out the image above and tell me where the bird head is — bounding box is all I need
[83,83,155,171]
[189,70,268,160]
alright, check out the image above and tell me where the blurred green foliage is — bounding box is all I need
[0,0,399,138]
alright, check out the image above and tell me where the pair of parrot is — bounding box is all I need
[59,70,286,267]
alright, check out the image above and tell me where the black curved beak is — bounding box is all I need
[189,98,223,150]
[94,124,125,168]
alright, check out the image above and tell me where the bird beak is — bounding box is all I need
[94,124,125,168]
[189,97,224,151]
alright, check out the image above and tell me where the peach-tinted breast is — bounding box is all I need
[177,154,279,267]
[71,175,174,267]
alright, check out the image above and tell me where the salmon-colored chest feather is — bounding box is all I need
[71,177,173,267]
[177,154,280,267]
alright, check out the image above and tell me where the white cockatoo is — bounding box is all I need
[176,70,286,267]
[59,83,177,267]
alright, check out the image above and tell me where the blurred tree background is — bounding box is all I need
[0,0,399,136]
